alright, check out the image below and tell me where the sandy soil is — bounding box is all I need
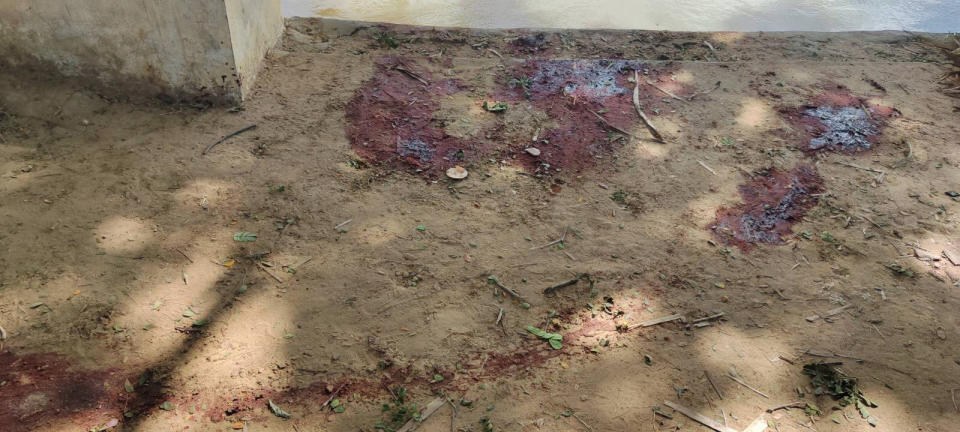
[1,19,959,432]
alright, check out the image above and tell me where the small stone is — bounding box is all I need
[525,147,541,157]
[446,165,468,180]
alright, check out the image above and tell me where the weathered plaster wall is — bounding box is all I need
[0,0,282,103]
[226,0,284,98]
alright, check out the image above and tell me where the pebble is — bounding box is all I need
[525,147,541,156]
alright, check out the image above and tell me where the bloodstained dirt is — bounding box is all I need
[710,165,824,249]
[345,57,686,177]
[780,85,899,154]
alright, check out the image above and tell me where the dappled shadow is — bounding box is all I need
[1,21,959,432]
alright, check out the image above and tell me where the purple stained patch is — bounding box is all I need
[396,137,436,162]
[804,106,878,151]
[521,59,645,102]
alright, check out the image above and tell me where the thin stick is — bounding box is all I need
[490,277,525,301]
[872,324,884,338]
[487,48,503,59]
[692,313,725,324]
[544,277,581,295]
[496,307,504,326]
[530,227,569,250]
[320,384,345,410]
[334,219,353,230]
[705,370,724,399]
[834,161,885,175]
[0,324,6,341]
[646,79,685,101]
[952,388,959,412]
[393,64,429,86]
[202,125,257,155]
[447,396,458,432]
[728,374,770,398]
[257,261,285,283]
[589,109,638,139]
[697,160,718,176]
[397,397,446,432]
[633,71,666,142]
[766,401,805,413]
[571,412,594,432]
[175,249,194,263]
[663,400,738,432]
[629,313,684,330]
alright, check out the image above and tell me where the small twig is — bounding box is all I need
[562,250,577,261]
[257,261,285,283]
[692,313,725,324]
[705,370,724,399]
[703,41,717,53]
[571,412,594,432]
[530,227,569,250]
[629,313,684,330]
[728,374,770,398]
[397,397,446,432]
[496,307,504,326]
[487,48,503,59]
[697,160,718,176]
[952,388,959,413]
[766,401,805,413]
[646,79,684,101]
[664,401,737,432]
[589,109,638,139]
[872,324,885,338]
[633,71,666,142]
[393,64,429,86]
[490,277,525,301]
[544,276,582,295]
[334,219,353,230]
[202,124,257,155]
[447,396,458,432]
[834,161,885,175]
[320,385,345,410]
[175,249,194,263]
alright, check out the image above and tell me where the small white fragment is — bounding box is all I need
[525,147,541,157]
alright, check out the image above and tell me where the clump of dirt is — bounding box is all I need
[710,165,823,249]
[781,85,898,153]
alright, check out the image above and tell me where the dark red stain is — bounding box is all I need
[779,85,899,154]
[0,350,163,432]
[709,165,824,250]
[345,56,686,178]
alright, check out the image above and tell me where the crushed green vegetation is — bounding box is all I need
[375,386,419,431]
[803,363,878,427]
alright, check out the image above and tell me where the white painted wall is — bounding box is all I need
[0,0,283,103]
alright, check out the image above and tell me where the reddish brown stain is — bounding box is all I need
[709,165,823,250]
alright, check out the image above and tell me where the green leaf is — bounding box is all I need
[334,405,345,413]
[283,333,294,339]
[182,309,195,318]
[525,326,563,349]
[268,399,291,419]
[433,373,444,382]
[160,401,174,411]
[124,379,134,393]
[191,319,208,327]
[152,300,162,310]
[331,398,341,408]
[416,225,427,232]
[233,232,257,242]
[548,339,563,350]
[820,232,835,243]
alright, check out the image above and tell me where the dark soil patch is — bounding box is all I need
[709,165,824,250]
[345,57,686,178]
[780,85,899,153]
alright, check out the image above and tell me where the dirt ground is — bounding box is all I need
[1,18,959,432]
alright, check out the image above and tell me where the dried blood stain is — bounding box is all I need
[346,57,687,177]
[781,85,898,153]
[710,165,823,249]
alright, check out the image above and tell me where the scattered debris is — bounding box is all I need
[663,400,738,432]
[705,370,724,399]
[233,232,257,242]
[202,124,257,155]
[482,101,508,112]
